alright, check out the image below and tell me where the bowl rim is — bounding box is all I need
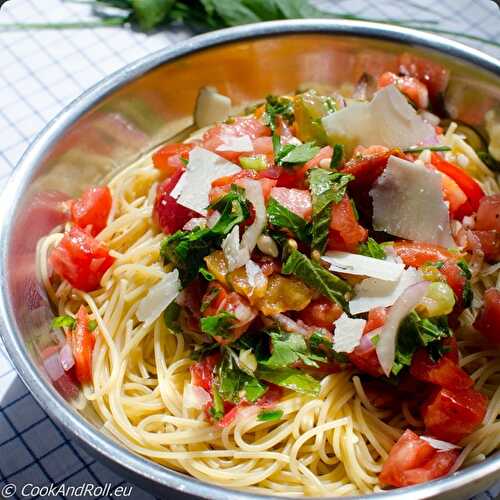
[1,19,499,500]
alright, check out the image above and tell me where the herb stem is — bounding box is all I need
[403,146,452,154]
[0,17,126,30]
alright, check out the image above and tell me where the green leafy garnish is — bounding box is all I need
[200,312,236,339]
[403,145,451,154]
[266,197,311,243]
[160,186,249,285]
[210,386,225,421]
[282,249,351,309]
[51,315,76,330]
[200,285,220,313]
[358,238,387,260]
[457,259,473,308]
[393,312,452,375]
[264,95,294,132]
[330,144,344,170]
[257,409,283,422]
[257,367,320,396]
[275,142,320,167]
[261,330,326,369]
[308,168,353,253]
[164,302,181,332]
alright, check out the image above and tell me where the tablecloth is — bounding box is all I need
[1,1,499,499]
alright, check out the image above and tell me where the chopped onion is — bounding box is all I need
[43,350,65,381]
[222,226,249,272]
[420,436,461,452]
[59,343,75,371]
[183,217,207,231]
[241,179,266,254]
[194,86,231,128]
[376,281,430,376]
[183,383,211,410]
[216,135,253,152]
[271,313,309,336]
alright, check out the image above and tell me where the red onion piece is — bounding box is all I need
[59,343,75,371]
[376,281,431,376]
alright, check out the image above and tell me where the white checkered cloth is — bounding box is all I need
[0,1,499,499]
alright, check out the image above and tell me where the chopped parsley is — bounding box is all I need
[200,312,236,339]
[51,315,76,330]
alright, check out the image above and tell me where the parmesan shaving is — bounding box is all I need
[333,313,366,353]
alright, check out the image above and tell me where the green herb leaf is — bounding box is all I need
[264,95,294,132]
[308,168,353,253]
[51,315,76,330]
[457,259,473,309]
[276,142,320,166]
[358,237,387,260]
[200,312,236,339]
[282,249,351,309]
[330,144,344,169]
[267,197,311,243]
[257,366,320,396]
[257,409,284,422]
[210,386,225,421]
[130,0,175,30]
[164,302,181,332]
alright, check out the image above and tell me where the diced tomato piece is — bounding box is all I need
[50,226,115,292]
[440,261,468,312]
[470,230,500,262]
[305,145,333,169]
[257,384,284,408]
[393,241,460,268]
[440,172,468,219]
[430,153,485,219]
[378,72,429,109]
[348,308,386,377]
[201,281,228,317]
[190,352,221,392]
[72,306,95,384]
[210,171,277,204]
[298,297,343,330]
[410,348,473,390]
[475,194,500,232]
[152,143,193,177]
[379,429,458,487]
[363,380,400,409]
[153,169,199,234]
[270,187,312,221]
[70,186,112,236]
[202,116,270,162]
[474,288,500,345]
[422,387,488,443]
[399,53,450,102]
[327,195,368,252]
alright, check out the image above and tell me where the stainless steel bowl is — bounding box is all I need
[1,20,499,500]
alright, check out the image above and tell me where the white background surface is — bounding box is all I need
[0,1,499,499]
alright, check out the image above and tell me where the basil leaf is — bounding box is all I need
[276,142,320,166]
[282,249,351,309]
[210,0,261,25]
[330,144,344,170]
[308,168,353,253]
[200,312,236,339]
[257,367,320,396]
[164,302,181,332]
[51,315,76,330]
[267,197,311,243]
[358,237,386,260]
[210,386,225,421]
[457,259,473,308]
[131,0,174,30]
[257,409,283,422]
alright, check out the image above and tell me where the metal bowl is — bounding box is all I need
[1,20,499,500]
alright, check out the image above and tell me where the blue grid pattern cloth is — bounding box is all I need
[0,1,499,499]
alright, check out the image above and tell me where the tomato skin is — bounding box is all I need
[153,169,199,234]
[190,352,221,392]
[378,72,429,109]
[475,194,500,231]
[379,429,458,487]
[71,186,112,237]
[348,308,386,377]
[270,187,312,221]
[298,298,343,330]
[474,288,500,345]
[410,348,473,391]
[72,306,95,384]
[152,143,193,177]
[470,230,500,262]
[440,173,468,218]
[50,226,115,292]
[422,387,488,443]
[430,153,485,219]
[393,241,459,268]
[440,260,468,313]
[327,196,368,252]
[210,171,277,203]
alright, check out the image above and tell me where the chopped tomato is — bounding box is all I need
[348,308,386,377]
[201,281,228,317]
[422,387,488,443]
[298,297,343,330]
[410,348,473,391]
[190,352,220,392]
[50,226,115,292]
[378,72,429,109]
[72,306,95,384]
[439,261,469,313]
[363,380,400,409]
[202,116,270,162]
[470,230,500,261]
[304,145,333,169]
[440,173,468,219]
[327,195,368,252]
[379,429,458,487]
[210,170,277,203]
[393,241,460,268]
[474,194,500,231]
[270,187,312,221]
[474,288,500,345]
[152,143,193,177]
[70,186,112,236]
[399,53,450,102]
[153,169,198,234]
[430,153,485,219]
